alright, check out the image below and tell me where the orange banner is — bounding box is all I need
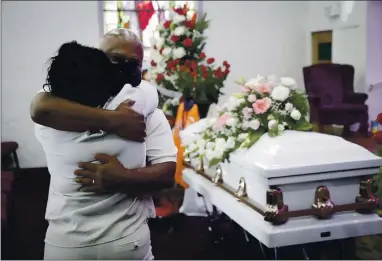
[173,101,200,188]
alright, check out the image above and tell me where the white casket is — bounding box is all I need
[180,119,382,248]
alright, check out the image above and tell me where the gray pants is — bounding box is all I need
[44,223,154,260]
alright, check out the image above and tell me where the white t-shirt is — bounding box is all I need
[35,81,177,248]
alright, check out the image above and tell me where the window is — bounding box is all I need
[103,1,196,61]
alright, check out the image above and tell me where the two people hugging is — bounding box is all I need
[31,29,177,260]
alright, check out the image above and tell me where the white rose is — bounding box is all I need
[226,117,237,127]
[268,120,277,130]
[206,142,215,150]
[284,102,293,112]
[290,109,301,120]
[172,47,186,59]
[226,137,236,149]
[174,26,187,36]
[248,94,257,102]
[249,119,260,130]
[238,133,249,142]
[245,75,263,88]
[162,47,172,57]
[205,149,215,161]
[242,121,250,130]
[227,96,239,111]
[188,143,197,152]
[155,37,165,50]
[207,118,217,126]
[281,77,297,89]
[171,98,179,106]
[271,85,290,102]
[215,138,226,147]
[196,139,206,148]
[151,50,163,64]
[172,13,186,24]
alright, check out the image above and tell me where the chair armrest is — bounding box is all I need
[307,94,321,107]
[307,94,321,123]
[344,92,368,104]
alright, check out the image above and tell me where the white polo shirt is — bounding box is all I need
[35,81,177,248]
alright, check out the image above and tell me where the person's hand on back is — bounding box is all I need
[107,99,146,142]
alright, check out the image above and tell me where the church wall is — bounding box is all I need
[202,1,309,103]
[1,1,101,167]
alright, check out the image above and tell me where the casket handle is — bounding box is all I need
[235,177,248,200]
[355,177,380,214]
[212,165,223,185]
[264,187,289,225]
[197,158,204,173]
[312,186,335,219]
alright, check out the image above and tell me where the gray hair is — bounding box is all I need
[99,28,142,51]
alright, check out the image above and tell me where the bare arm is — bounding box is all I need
[30,92,146,142]
[30,92,112,132]
[75,109,178,193]
[115,161,176,193]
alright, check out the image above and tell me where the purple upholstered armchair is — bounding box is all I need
[303,64,369,136]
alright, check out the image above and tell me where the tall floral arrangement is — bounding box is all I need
[183,75,312,168]
[148,4,231,112]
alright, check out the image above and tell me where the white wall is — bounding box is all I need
[202,1,309,102]
[366,1,382,87]
[306,1,368,93]
[1,1,101,168]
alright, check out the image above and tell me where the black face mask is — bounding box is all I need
[110,55,142,88]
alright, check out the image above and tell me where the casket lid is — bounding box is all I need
[230,130,382,178]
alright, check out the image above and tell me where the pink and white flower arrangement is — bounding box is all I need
[184,75,312,167]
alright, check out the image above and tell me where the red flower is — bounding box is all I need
[199,52,206,59]
[377,112,382,124]
[167,61,174,70]
[183,38,193,48]
[171,35,180,43]
[224,68,230,75]
[159,48,164,55]
[214,69,223,79]
[184,20,195,29]
[174,59,180,65]
[191,61,197,71]
[373,131,382,144]
[151,60,156,67]
[174,5,188,16]
[163,21,171,29]
[223,60,230,68]
[153,45,157,50]
[207,58,215,64]
[179,65,185,71]
[202,72,209,79]
[191,71,197,78]
[156,74,164,82]
[166,72,171,76]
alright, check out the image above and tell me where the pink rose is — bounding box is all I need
[252,98,271,114]
[256,83,272,94]
[215,113,231,129]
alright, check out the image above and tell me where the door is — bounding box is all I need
[311,30,333,64]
